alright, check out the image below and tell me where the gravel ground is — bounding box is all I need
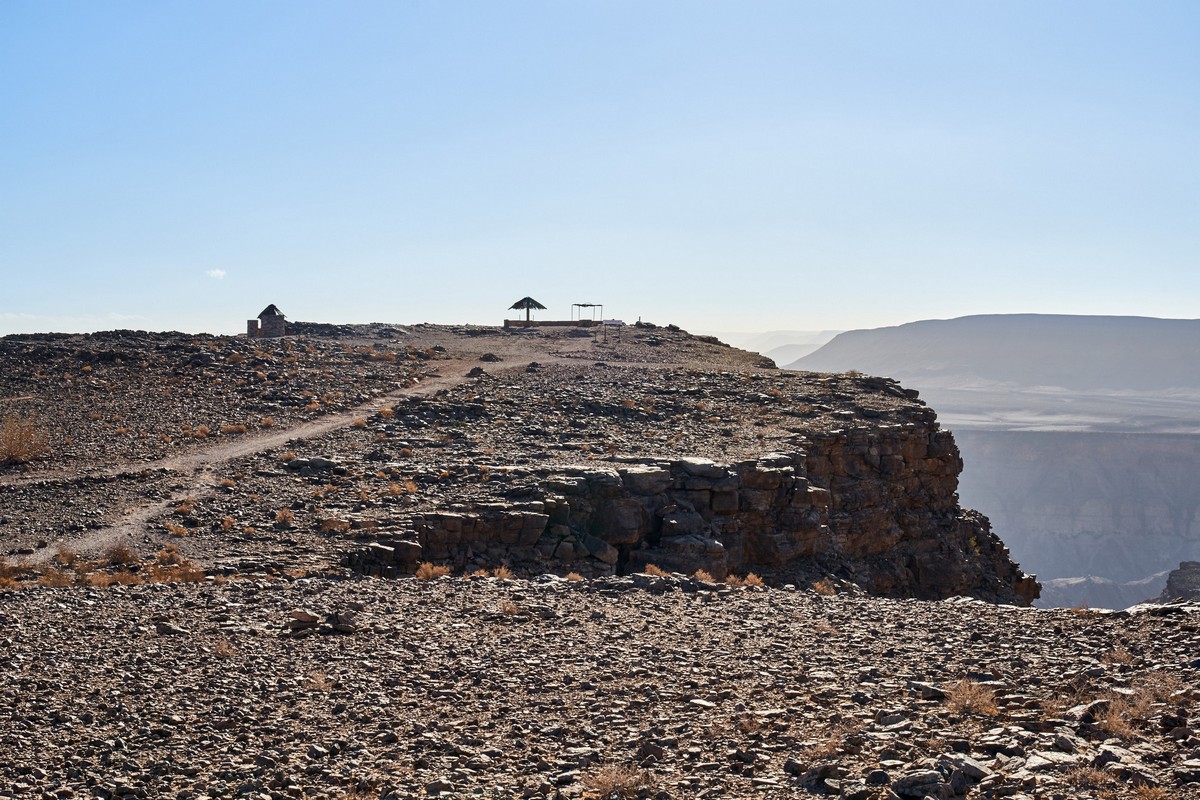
[1,575,1198,799]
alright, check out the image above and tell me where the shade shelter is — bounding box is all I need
[509,297,547,323]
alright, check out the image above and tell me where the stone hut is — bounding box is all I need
[247,304,286,338]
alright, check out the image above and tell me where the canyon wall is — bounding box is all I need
[348,422,1038,605]
[955,431,1200,606]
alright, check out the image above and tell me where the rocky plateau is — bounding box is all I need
[0,321,1194,799]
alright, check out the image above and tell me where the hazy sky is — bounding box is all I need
[2,1,1197,335]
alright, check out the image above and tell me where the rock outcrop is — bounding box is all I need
[1158,561,1200,602]
[348,424,1038,605]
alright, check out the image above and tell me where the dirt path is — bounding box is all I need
[17,357,551,562]
[7,327,726,563]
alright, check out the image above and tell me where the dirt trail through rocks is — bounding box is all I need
[19,357,543,561]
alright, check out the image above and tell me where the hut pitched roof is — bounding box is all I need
[258,304,284,319]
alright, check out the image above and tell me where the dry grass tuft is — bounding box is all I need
[155,544,185,566]
[1096,671,1186,738]
[1065,765,1115,790]
[741,572,764,587]
[582,764,654,800]
[104,542,138,566]
[146,561,205,583]
[0,413,49,464]
[37,569,74,588]
[945,678,999,715]
[319,517,350,534]
[274,508,295,528]
[492,565,514,580]
[642,563,670,577]
[811,577,838,596]
[219,424,248,435]
[415,562,451,581]
[565,571,584,582]
[53,544,78,568]
[212,637,238,657]
[808,721,859,758]
[692,569,716,582]
[1101,646,1135,666]
[302,671,334,691]
[498,599,522,615]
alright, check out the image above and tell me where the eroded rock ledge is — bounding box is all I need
[348,423,1039,605]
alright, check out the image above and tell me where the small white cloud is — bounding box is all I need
[206,269,227,280]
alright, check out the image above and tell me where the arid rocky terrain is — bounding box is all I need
[1,322,1198,799]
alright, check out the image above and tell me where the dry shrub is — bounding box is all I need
[163,521,188,536]
[498,599,522,615]
[88,570,143,587]
[351,418,367,428]
[212,637,238,658]
[147,562,205,583]
[378,407,395,419]
[105,542,138,565]
[0,413,49,464]
[220,424,248,435]
[809,721,860,758]
[279,450,298,462]
[191,425,210,439]
[385,481,417,497]
[692,569,716,582]
[742,572,764,587]
[470,568,491,578]
[220,515,236,531]
[302,671,334,692]
[811,578,837,596]
[945,678,999,715]
[53,544,78,568]
[565,572,584,582]
[1101,645,1135,666]
[735,713,769,735]
[492,565,514,580]
[218,477,237,489]
[642,563,670,577]
[416,562,451,581]
[319,518,350,534]
[155,544,184,566]
[0,557,30,583]
[1098,671,1186,738]
[1065,765,1116,790]
[582,764,654,800]
[274,508,295,528]
[37,569,73,588]
[258,416,275,428]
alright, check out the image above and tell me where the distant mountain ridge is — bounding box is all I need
[788,314,1200,392]
[786,314,1200,608]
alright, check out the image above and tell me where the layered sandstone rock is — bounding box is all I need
[348,422,1038,605]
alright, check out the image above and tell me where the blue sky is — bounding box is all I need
[2,1,1197,335]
